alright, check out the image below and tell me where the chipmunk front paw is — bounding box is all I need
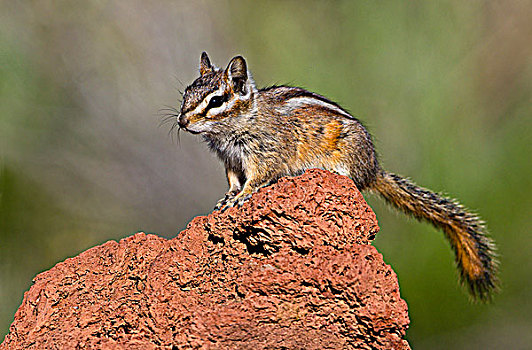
[214,193,234,210]
[214,190,243,210]
[220,193,252,212]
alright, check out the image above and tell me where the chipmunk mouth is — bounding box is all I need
[178,118,202,134]
[180,125,202,135]
[185,128,202,135]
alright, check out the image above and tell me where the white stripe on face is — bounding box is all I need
[190,87,225,116]
[192,84,254,119]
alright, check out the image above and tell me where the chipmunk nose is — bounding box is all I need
[178,114,188,128]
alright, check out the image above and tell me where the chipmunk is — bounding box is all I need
[175,52,498,301]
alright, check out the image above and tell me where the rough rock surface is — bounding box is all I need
[1,169,410,349]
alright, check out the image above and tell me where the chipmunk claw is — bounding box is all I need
[214,198,226,211]
[214,192,238,211]
[235,194,252,207]
[218,193,252,212]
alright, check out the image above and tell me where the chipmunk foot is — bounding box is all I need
[214,191,238,210]
[220,193,252,212]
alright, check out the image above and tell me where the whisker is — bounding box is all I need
[168,121,182,147]
[173,75,185,88]
[157,112,177,120]
[172,76,186,97]
[160,105,179,113]
[168,121,177,143]
[159,114,178,128]
[158,108,177,114]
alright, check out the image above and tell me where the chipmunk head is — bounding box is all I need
[178,52,256,134]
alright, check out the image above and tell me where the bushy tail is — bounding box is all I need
[373,171,499,301]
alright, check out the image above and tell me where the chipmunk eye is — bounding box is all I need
[207,95,224,110]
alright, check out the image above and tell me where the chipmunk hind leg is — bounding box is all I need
[335,123,380,190]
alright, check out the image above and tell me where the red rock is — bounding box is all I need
[1,169,410,349]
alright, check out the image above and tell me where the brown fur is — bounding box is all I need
[176,53,499,300]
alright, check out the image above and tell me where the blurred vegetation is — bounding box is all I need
[1,1,531,348]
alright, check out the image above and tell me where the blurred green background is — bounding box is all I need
[1,1,531,348]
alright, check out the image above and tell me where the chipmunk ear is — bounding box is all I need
[199,52,213,76]
[225,55,248,94]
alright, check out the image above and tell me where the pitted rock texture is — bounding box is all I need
[1,169,410,349]
[206,168,379,254]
